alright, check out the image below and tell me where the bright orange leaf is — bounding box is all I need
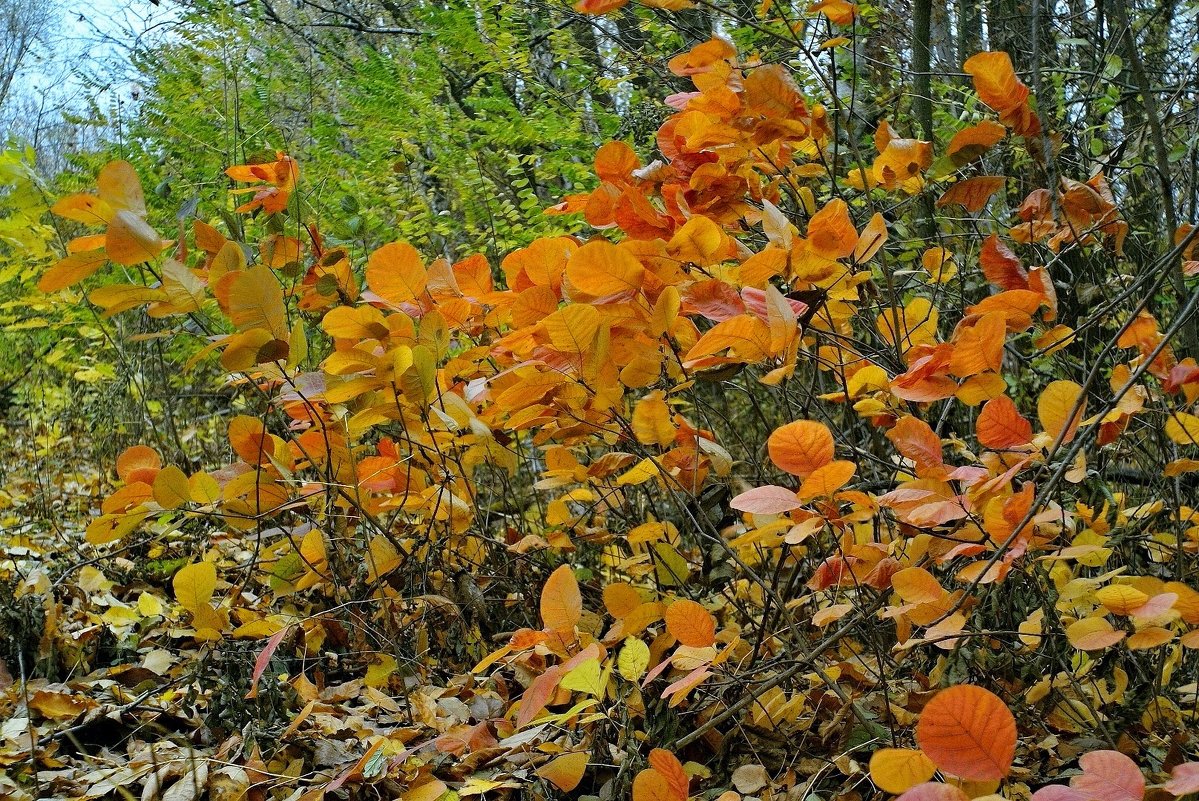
[767,419,835,478]
[665,599,716,647]
[915,684,1016,780]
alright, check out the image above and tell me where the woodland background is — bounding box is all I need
[2,0,1199,800]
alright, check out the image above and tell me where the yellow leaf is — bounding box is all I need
[365,654,398,688]
[560,657,605,696]
[137,592,165,617]
[566,239,644,297]
[668,216,725,265]
[543,303,601,355]
[869,748,937,794]
[1095,584,1150,615]
[1038,380,1086,443]
[1166,412,1199,445]
[152,465,191,510]
[633,392,676,447]
[617,458,662,486]
[618,638,651,681]
[228,264,287,340]
[173,561,217,612]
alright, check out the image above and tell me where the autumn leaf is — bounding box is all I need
[947,120,1007,165]
[1072,750,1145,801]
[116,444,161,484]
[915,684,1017,780]
[730,485,803,514]
[1164,763,1199,796]
[768,419,835,477]
[536,752,589,792]
[541,564,582,633]
[664,598,716,647]
[936,176,1007,213]
[976,395,1034,449]
[566,239,645,297]
[1038,380,1086,444]
[869,748,938,794]
[963,51,1029,117]
[367,241,428,305]
[173,561,218,613]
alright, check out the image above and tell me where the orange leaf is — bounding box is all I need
[810,0,857,25]
[891,567,945,605]
[853,212,888,263]
[684,314,772,363]
[603,583,642,618]
[540,565,582,633]
[367,241,428,305]
[976,395,1033,449]
[229,415,272,464]
[38,249,109,293]
[915,684,1016,780]
[106,210,167,266]
[574,0,629,13]
[948,312,1006,377]
[536,751,589,792]
[566,239,645,297]
[647,749,689,801]
[967,289,1043,333]
[768,419,835,478]
[979,235,1029,290]
[664,599,716,647]
[798,460,856,500]
[116,445,161,485]
[873,136,933,190]
[595,141,640,181]
[887,416,945,478]
[936,176,1006,213]
[806,199,857,260]
[516,664,564,727]
[633,768,677,801]
[963,51,1029,115]
[947,121,1007,165]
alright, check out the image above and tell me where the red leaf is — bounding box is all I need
[246,624,292,700]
